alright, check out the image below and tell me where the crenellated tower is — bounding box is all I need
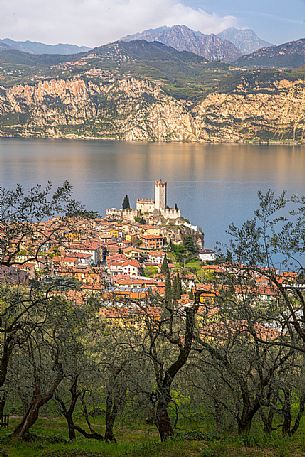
[154,179,167,211]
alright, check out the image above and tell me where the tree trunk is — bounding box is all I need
[66,411,76,441]
[155,389,174,442]
[13,397,41,439]
[237,407,258,435]
[105,391,118,442]
[213,399,224,433]
[260,408,275,434]
[0,337,13,389]
[281,390,292,437]
[104,415,116,443]
[55,377,80,441]
[13,369,63,439]
[0,394,6,418]
[104,376,127,443]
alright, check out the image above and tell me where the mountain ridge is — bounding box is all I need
[237,38,305,67]
[217,27,272,55]
[122,25,242,63]
[0,38,91,55]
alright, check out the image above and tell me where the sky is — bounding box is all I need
[0,0,304,47]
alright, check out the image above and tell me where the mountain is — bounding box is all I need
[0,38,91,55]
[0,39,228,100]
[237,38,305,68]
[59,40,229,100]
[93,39,207,65]
[0,42,10,51]
[1,71,305,143]
[122,25,242,63]
[0,48,70,66]
[218,28,272,55]
[1,36,305,144]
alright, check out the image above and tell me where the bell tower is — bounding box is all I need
[155,179,167,210]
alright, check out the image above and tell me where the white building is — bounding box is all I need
[199,249,216,262]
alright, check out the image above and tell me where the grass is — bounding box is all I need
[1,417,305,457]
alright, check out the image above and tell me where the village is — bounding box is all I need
[4,179,299,326]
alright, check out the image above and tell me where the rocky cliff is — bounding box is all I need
[1,76,305,143]
[0,77,196,141]
[194,79,305,143]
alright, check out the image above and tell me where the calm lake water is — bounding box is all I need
[0,139,304,247]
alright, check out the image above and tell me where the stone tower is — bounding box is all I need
[155,179,167,210]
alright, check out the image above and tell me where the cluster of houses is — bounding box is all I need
[1,180,299,334]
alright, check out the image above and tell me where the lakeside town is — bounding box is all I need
[4,179,299,326]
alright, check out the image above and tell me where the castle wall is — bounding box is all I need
[136,199,155,213]
[122,209,139,222]
[160,208,181,220]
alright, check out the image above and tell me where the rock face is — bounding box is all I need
[237,38,305,68]
[1,76,305,143]
[122,25,241,63]
[218,28,272,55]
[193,80,305,143]
[0,77,197,141]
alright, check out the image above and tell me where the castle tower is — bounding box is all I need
[155,179,167,211]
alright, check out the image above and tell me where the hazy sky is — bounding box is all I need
[0,0,304,47]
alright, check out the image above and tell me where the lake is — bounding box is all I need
[0,139,304,247]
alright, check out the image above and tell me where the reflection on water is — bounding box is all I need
[0,139,304,246]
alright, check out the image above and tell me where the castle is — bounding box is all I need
[106,180,181,221]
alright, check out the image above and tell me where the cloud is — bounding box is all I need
[0,0,237,46]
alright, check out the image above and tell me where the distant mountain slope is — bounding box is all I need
[122,25,241,63]
[0,38,91,55]
[218,28,272,55]
[0,39,231,100]
[0,48,71,66]
[93,39,207,65]
[87,40,216,99]
[0,42,10,51]
[237,38,305,68]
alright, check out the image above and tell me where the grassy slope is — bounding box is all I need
[1,417,305,457]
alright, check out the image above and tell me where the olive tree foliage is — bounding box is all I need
[0,182,98,440]
[0,181,87,393]
[0,181,85,268]
[123,298,199,442]
[191,190,305,434]
[87,320,150,443]
[167,191,305,436]
[54,301,103,442]
[224,190,305,350]
[190,323,295,434]
[9,292,96,440]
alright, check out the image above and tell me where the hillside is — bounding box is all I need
[122,25,241,63]
[1,65,305,143]
[237,38,305,68]
[0,40,232,100]
[218,27,272,55]
[0,38,305,143]
[0,38,91,55]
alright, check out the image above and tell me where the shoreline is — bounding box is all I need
[0,135,304,147]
